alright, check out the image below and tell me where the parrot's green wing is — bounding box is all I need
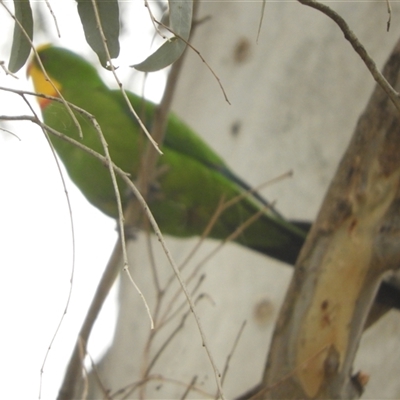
[28,45,307,265]
[112,90,283,215]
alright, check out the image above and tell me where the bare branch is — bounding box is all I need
[298,0,400,113]
[262,37,400,400]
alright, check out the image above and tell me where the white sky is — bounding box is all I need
[0,2,166,398]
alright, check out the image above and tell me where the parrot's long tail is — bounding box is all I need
[212,188,311,265]
[243,219,311,265]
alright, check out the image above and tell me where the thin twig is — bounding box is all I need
[0,125,20,139]
[1,88,149,330]
[146,230,162,294]
[87,352,112,399]
[129,2,226,396]
[0,60,18,78]
[143,0,168,40]
[220,321,247,388]
[0,1,83,138]
[161,170,293,317]
[90,0,161,154]
[145,280,208,376]
[113,374,213,399]
[44,0,61,37]
[152,171,292,347]
[181,375,198,400]
[153,17,231,105]
[386,0,392,32]
[144,306,191,380]
[5,94,78,400]
[158,275,206,331]
[125,293,211,400]
[119,169,226,399]
[0,109,155,399]
[57,239,124,400]
[297,0,400,113]
[256,0,266,43]
[89,0,155,334]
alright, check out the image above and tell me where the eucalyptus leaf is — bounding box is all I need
[170,0,192,39]
[134,37,186,72]
[133,0,193,72]
[76,0,120,67]
[8,0,33,73]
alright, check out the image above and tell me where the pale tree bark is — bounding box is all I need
[80,2,400,399]
[261,38,400,400]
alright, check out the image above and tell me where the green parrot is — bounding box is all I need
[27,45,308,265]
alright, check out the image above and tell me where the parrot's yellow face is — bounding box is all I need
[27,46,62,109]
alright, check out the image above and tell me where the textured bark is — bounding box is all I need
[262,39,400,400]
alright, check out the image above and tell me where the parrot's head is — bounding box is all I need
[27,45,104,108]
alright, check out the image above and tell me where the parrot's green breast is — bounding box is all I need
[42,85,142,217]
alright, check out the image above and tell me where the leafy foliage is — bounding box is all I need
[8,0,33,73]
[7,0,193,72]
[76,0,120,67]
[133,0,193,72]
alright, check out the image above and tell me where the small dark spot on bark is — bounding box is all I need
[321,300,329,311]
[233,37,251,63]
[348,218,357,233]
[379,223,390,233]
[320,300,332,328]
[230,120,241,136]
[346,166,355,182]
[333,198,353,223]
[253,298,274,326]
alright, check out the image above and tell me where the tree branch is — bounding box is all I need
[261,37,400,399]
[298,0,400,113]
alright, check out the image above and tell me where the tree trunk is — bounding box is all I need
[262,37,400,400]
[86,2,400,398]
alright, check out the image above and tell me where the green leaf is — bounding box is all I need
[76,0,120,67]
[169,0,192,39]
[8,0,33,73]
[134,37,186,73]
[133,0,193,72]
